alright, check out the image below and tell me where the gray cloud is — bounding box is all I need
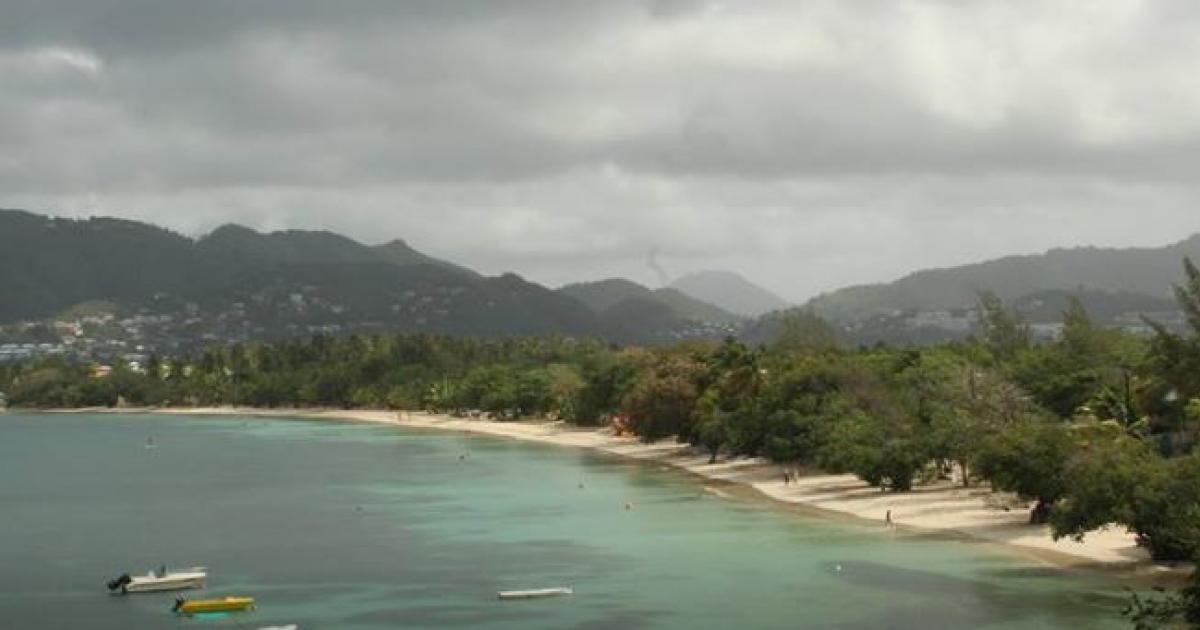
[3,0,1200,301]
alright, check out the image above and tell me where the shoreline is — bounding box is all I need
[33,406,1186,581]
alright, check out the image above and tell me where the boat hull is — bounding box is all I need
[497,587,573,600]
[125,575,205,593]
[113,568,207,594]
[178,597,255,614]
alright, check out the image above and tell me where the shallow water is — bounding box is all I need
[0,413,1131,629]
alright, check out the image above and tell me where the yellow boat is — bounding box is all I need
[172,596,256,615]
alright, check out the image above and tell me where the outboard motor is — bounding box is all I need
[172,596,186,613]
[106,573,132,594]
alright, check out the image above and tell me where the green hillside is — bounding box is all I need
[560,278,742,325]
[806,236,1200,322]
[0,209,598,339]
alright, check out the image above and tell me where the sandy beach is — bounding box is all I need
[44,406,1168,574]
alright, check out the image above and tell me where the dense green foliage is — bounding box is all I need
[1124,570,1200,629]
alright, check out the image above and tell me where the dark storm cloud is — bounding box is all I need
[3,0,1200,299]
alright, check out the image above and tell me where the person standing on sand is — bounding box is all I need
[885,509,892,527]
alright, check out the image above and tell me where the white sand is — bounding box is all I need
[58,406,1159,571]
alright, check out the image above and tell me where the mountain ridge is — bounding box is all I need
[559,278,742,324]
[0,209,734,346]
[806,235,1200,322]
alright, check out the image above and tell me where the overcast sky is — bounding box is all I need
[4,1,1200,302]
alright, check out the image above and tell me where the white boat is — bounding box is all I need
[107,567,207,594]
[497,587,573,600]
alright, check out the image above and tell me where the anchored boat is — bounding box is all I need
[106,567,206,594]
[497,587,573,600]
[172,596,256,615]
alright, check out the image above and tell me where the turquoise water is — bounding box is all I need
[0,413,1130,629]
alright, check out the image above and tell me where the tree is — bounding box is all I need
[1128,454,1200,562]
[546,363,585,420]
[688,339,763,457]
[898,350,991,486]
[511,368,553,418]
[1135,258,1200,458]
[1052,439,1200,562]
[974,418,1076,523]
[773,309,840,354]
[572,349,643,425]
[620,355,705,442]
[692,402,731,464]
[1175,257,1200,336]
[818,404,928,492]
[978,292,1030,362]
[759,409,826,465]
[1009,297,1145,425]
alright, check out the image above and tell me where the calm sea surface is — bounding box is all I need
[0,412,1130,629]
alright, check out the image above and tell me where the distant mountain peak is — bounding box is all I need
[670,270,790,318]
[204,223,258,238]
[370,239,479,277]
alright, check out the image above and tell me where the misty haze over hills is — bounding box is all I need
[0,208,1196,357]
[669,271,792,319]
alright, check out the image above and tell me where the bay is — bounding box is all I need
[0,413,1129,629]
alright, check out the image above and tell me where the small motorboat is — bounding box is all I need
[172,596,256,615]
[497,587,573,600]
[107,566,206,594]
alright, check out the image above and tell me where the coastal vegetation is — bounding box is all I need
[6,260,1200,626]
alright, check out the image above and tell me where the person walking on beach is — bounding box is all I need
[884,509,893,527]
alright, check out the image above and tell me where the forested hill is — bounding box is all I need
[0,209,198,323]
[556,279,743,344]
[805,235,1200,322]
[0,209,601,338]
[0,209,743,345]
[561,279,720,319]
